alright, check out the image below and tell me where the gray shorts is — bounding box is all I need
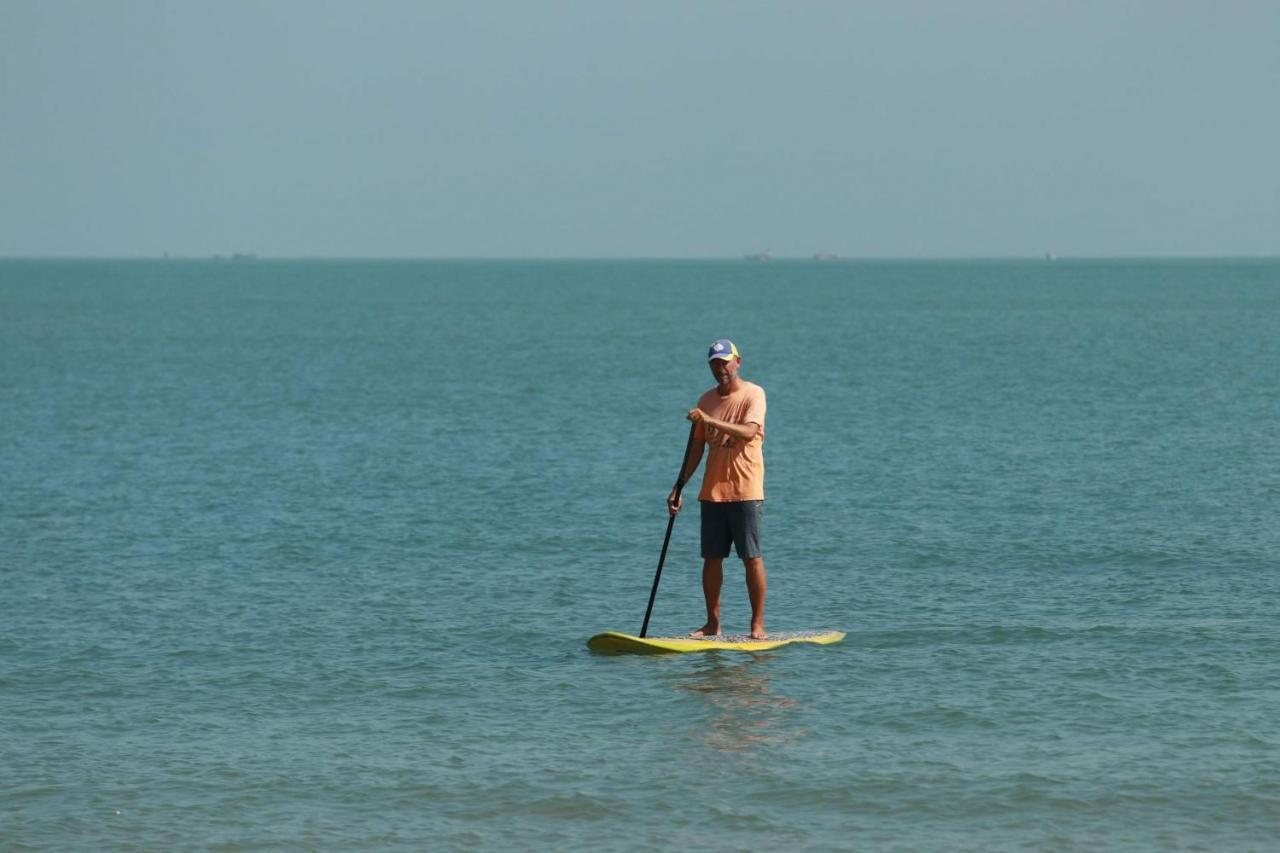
[700,500,764,560]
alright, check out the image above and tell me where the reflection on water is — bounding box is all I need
[674,654,803,753]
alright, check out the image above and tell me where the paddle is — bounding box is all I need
[639,421,700,637]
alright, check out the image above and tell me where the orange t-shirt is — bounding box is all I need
[694,380,767,502]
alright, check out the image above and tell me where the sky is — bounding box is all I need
[2,1,1278,258]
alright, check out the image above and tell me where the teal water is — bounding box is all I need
[3,259,1278,850]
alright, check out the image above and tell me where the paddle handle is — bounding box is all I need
[639,421,699,638]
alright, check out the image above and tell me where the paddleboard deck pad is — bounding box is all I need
[587,630,845,655]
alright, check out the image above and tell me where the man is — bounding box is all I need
[666,339,768,639]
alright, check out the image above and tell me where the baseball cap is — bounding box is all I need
[707,339,740,361]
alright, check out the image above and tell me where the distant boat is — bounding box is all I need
[232,252,258,261]
[744,249,772,262]
[813,253,838,261]
[1045,251,1055,261]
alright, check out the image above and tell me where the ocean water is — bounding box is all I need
[2,258,1278,851]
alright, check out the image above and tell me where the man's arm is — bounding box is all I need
[667,440,705,516]
[686,408,762,442]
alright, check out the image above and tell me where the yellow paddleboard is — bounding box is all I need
[587,630,845,655]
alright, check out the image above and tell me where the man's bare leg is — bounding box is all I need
[690,557,724,636]
[744,556,767,638]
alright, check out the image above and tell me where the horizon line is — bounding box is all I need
[3,253,1280,262]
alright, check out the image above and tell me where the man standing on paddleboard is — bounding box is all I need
[667,339,768,639]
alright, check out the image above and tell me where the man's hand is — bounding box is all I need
[686,407,707,425]
[667,488,683,516]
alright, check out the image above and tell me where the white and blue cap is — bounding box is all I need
[707,339,740,361]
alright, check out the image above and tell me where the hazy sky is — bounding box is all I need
[2,1,1277,258]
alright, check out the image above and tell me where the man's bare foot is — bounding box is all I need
[749,624,768,640]
[690,622,721,638]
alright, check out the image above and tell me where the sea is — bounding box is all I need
[2,258,1278,851]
